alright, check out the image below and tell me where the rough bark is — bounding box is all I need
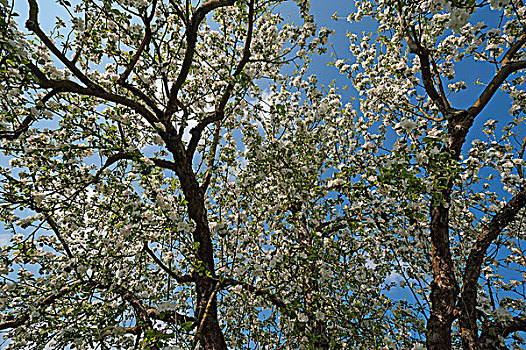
[426,195,460,350]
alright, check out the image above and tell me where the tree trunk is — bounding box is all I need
[165,134,227,349]
[426,196,459,349]
[187,192,227,350]
[195,272,226,349]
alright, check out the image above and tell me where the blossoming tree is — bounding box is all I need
[0,0,394,348]
[4,0,526,348]
[339,0,526,349]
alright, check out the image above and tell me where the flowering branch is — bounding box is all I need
[186,0,255,160]
[24,61,160,126]
[26,0,96,89]
[460,187,526,348]
[166,0,237,117]
[144,244,195,284]
[480,315,526,344]
[0,283,80,330]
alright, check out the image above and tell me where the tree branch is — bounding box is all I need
[0,89,61,140]
[217,0,255,111]
[145,307,195,325]
[479,315,526,346]
[201,120,222,192]
[25,61,159,126]
[186,0,254,160]
[117,0,157,85]
[117,28,151,85]
[430,54,451,110]
[26,0,96,89]
[398,11,448,115]
[222,277,291,314]
[93,281,158,350]
[2,174,76,260]
[0,283,80,330]
[144,244,194,284]
[43,214,74,260]
[168,0,187,25]
[186,112,223,162]
[0,115,33,140]
[463,188,526,288]
[468,60,526,118]
[501,33,526,66]
[193,281,220,346]
[460,188,526,348]
[24,5,162,125]
[118,81,163,119]
[98,151,178,176]
[448,55,526,158]
[165,0,236,117]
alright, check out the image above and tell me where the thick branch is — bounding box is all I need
[114,1,164,119]
[193,281,220,345]
[101,151,178,173]
[0,115,33,140]
[168,0,187,25]
[463,188,526,292]
[448,58,526,157]
[467,60,526,118]
[201,121,222,191]
[117,13,154,84]
[118,81,163,119]
[43,214,74,259]
[222,278,289,312]
[146,308,195,325]
[0,89,62,140]
[399,13,448,115]
[25,61,159,125]
[479,315,526,347]
[186,111,223,161]
[501,316,526,337]
[217,0,255,112]
[447,34,526,157]
[501,33,526,65]
[193,0,236,24]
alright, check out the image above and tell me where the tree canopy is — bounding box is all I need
[1,0,526,349]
